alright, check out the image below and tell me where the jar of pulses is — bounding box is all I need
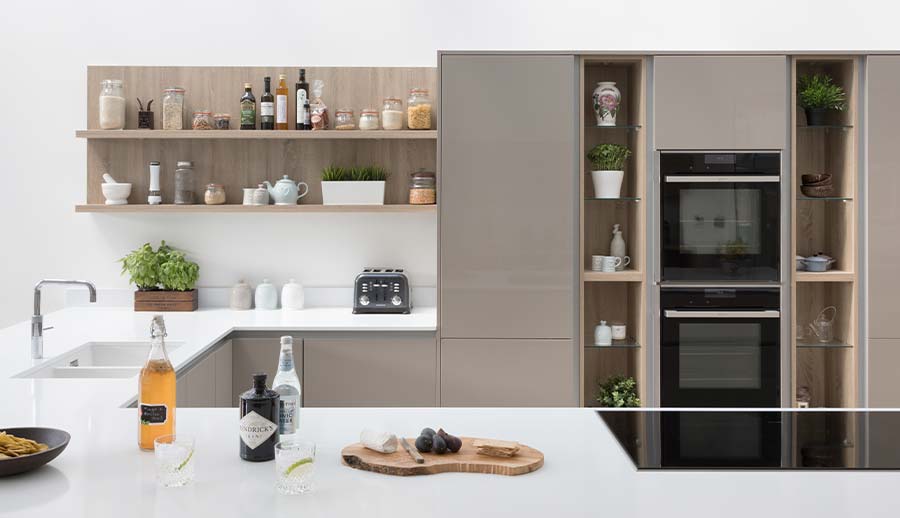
[162,87,185,130]
[213,113,231,130]
[334,109,355,130]
[358,109,379,131]
[408,170,436,205]
[99,79,126,130]
[192,111,213,130]
[204,184,226,205]
[382,97,403,130]
[407,89,432,129]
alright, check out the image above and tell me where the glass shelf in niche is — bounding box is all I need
[797,196,853,202]
[797,124,853,130]
[585,196,641,202]
[585,124,642,130]
[586,339,641,349]
[797,340,852,349]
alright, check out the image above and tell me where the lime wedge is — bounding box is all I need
[284,457,314,476]
[176,449,194,471]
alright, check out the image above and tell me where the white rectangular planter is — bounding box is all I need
[321,181,386,205]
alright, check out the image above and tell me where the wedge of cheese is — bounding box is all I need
[472,438,520,458]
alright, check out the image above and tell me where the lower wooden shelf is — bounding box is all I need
[75,204,436,213]
[795,270,855,282]
[583,270,643,282]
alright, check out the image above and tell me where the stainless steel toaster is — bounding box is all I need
[353,268,411,314]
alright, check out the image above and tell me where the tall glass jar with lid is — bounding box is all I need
[382,97,403,130]
[162,88,185,130]
[99,80,126,130]
[174,161,195,204]
[407,89,432,130]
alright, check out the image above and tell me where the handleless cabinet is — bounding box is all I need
[439,54,578,339]
[654,56,788,150]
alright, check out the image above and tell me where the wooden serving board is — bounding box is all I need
[341,437,543,476]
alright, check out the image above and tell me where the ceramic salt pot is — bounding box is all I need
[281,279,305,310]
[254,279,278,310]
[594,320,612,346]
[230,280,253,310]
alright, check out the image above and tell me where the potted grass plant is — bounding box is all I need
[798,73,846,126]
[586,143,632,198]
[120,241,199,311]
[320,165,387,205]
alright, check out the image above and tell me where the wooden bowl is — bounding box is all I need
[802,173,831,184]
[801,185,835,198]
[0,427,70,477]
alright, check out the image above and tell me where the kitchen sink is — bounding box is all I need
[15,341,184,379]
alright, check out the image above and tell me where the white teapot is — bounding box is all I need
[264,175,309,205]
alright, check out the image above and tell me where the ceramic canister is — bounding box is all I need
[281,279,305,310]
[230,280,253,310]
[254,279,278,310]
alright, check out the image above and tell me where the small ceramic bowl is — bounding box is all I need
[101,183,132,205]
[802,173,831,185]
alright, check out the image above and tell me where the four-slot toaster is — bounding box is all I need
[353,268,411,314]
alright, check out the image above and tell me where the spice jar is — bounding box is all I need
[99,80,126,130]
[204,184,226,205]
[408,170,436,205]
[162,87,185,130]
[192,111,213,130]
[382,97,403,130]
[334,109,355,130]
[359,109,379,131]
[174,161,195,204]
[213,113,231,130]
[407,89,432,130]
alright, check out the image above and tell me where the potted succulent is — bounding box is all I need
[320,165,387,205]
[586,143,632,198]
[596,375,641,408]
[120,241,200,311]
[797,73,846,126]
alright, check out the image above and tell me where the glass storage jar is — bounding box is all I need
[192,111,213,130]
[334,109,355,130]
[408,170,436,205]
[382,97,403,130]
[99,79,126,130]
[174,161,195,204]
[204,184,226,205]
[162,87,185,130]
[407,89,432,130]
[358,109,379,131]
[213,113,231,130]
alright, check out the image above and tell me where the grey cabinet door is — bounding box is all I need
[654,56,787,150]
[866,56,900,340]
[869,339,900,407]
[231,335,303,405]
[440,338,577,406]
[303,333,437,407]
[440,54,577,339]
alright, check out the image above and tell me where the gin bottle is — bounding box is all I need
[239,373,279,461]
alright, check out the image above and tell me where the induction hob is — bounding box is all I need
[598,410,900,470]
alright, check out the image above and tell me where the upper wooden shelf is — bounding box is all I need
[75,130,437,140]
[75,204,436,214]
[795,270,854,282]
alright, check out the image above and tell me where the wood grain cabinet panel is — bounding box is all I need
[654,56,787,150]
[440,339,577,407]
[868,339,900,407]
[439,54,578,339]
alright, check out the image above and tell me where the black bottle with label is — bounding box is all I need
[295,69,310,130]
[239,83,256,130]
[260,77,275,130]
[239,373,280,461]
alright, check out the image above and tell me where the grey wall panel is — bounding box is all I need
[869,339,900,407]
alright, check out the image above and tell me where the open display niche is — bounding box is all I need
[790,56,859,408]
[579,56,648,407]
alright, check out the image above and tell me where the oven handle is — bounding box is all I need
[664,175,780,183]
[663,310,781,319]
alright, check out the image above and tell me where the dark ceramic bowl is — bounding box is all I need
[0,427,70,477]
[802,173,832,185]
[801,184,836,198]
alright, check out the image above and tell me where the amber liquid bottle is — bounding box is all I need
[275,74,289,130]
[139,315,176,450]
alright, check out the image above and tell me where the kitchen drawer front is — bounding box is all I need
[868,339,900,407]
[440,338,577,407]
[303,333,437,407]
[439,54,578,339]
[654,55,787,150]
[231,335,303,406]
[866,56,900,339]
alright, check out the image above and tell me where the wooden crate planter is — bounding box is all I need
[134,289,198,312]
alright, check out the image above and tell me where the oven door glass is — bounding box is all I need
[661,412,782,468]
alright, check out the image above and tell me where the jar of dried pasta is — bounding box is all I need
[192,111,213,130]
[407,89,432,130]
[408,170,436,205]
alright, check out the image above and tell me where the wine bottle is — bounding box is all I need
[139,315,176,450]
[275,74,289,130]
[240,83,256,130]
[239,373,279,461]
[295,69,310,130]
[272,336,302,436]
[260,77,275,130]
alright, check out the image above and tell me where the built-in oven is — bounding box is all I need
[660,411,783,468]
[661,152,781,282]
[661,287,780,407]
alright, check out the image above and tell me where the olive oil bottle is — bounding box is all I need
[240,83,256,130]
[139,315,176,450]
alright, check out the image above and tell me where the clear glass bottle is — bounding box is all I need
[334,109,355,130]
[382,97,403,130]
[162,87,185,130]
[139,315,176,450]
[239,373,280,461]
[99,79,126,130]
[273,336,302,436]
[407,88,432,129]
[192,111,213,130]
[358,109,379,131]
[174,161,195,204]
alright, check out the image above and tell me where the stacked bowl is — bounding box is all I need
[801,173,834,198]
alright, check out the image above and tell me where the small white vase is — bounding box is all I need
[610,224,627,271]
[592,81,621,126]
[591,170,624,198]
[254,279,278,310]
[594,321,612,346]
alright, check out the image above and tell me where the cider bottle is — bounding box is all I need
[139,315,176,450]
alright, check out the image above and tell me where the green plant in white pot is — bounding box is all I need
[320,166,387,205]
[587,144,632,199]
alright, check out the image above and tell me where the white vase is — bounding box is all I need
[592,81,621,126]
[321,181,385,205]
[254,279,278,310]
[591,170,624,198]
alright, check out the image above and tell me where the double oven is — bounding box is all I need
[659,152,782,409]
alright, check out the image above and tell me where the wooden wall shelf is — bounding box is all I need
[75,204,435,214]
[795,270,854,282]
[76,130,437,140]
[583,270,643,282]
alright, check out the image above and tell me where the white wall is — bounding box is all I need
[1,0,898,328]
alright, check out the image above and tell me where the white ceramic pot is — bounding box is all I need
[230,280,253,310]
[592,81,621,126]
[254,279,278,310]
[591,170,624,198]
[281,279,305,310]
[321,181,385,205]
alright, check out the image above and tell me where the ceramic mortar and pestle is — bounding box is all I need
[101,173,132,205]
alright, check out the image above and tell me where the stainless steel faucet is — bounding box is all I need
[32,279,97,359]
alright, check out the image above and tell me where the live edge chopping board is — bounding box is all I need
[341,437,544,476]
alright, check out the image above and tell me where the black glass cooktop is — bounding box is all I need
[598,410,900,470]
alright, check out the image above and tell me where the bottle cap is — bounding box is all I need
[280,336,292,347]
[244,82,252,88]
[252,373,267,390]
